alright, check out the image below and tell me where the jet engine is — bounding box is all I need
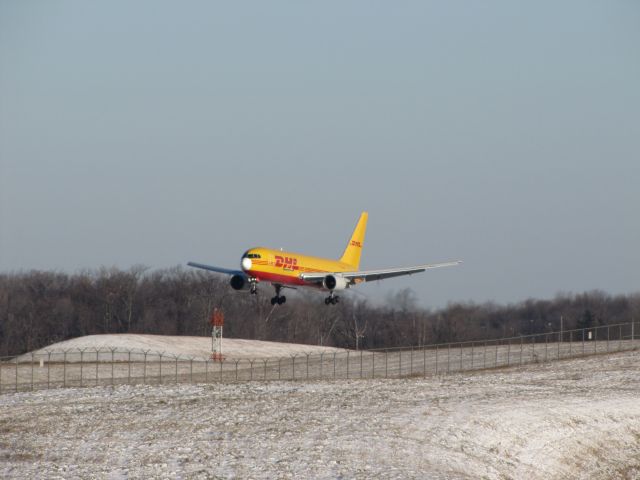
[230,274,249,290]
[323,274,349,291]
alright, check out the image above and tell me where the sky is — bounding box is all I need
[1,1,639,307]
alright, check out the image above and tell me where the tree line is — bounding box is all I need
[0,267,638,357]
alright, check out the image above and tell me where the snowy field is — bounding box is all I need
[1,350,639,479]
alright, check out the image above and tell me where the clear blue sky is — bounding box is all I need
[1,1,639,306]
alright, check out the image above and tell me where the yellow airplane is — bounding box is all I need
[188,212,461,305]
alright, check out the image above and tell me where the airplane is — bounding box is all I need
[188,212,461,306]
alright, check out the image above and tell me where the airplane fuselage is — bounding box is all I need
[241,247,353,288]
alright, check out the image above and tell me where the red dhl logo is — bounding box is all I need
[350,241,362,248]
[275,255,299,271]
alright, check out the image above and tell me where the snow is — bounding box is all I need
[1,350,639,479]
[22,334,345,360]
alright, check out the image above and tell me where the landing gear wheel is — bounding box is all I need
[270,297,277,306]
[325,294,339,305]
[277,296,286,305]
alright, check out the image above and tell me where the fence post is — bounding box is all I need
[507,340,511,367]
[80,349,84,387]
[545,334,548,362]
[557,329,561,359]
[569,330,572,356]
[360,350,363,379]
[291,355,296,381]
[47,352,51,390]
[582,328,585,356]
[409,347,414,375]
[447,344,451,374]
[423,346,426,378]
[30,353,34,391]
[143,351,148,384]
[385,350,388,378]
[520,337,524,366]
[484,341,488,369]
[471,342,475,370]
[95,350,99,386]
[435,344,439,375]
[111,349,116,385]
[220,359,224,382]
[235,360,239,382]
[459,343,463,371]
[320,353,324,379]
[373,352,376,379]
[249,360,254,381]
[398,349,402,377]
[619,324,623,351]
[531,336,535,363]
[63,350,67,388]
[333,352,337,379]
[346,351,350,379]
[263,359,268,381]
[607,325,610,353]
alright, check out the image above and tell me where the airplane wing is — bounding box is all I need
[187,262,244,276]
[299,261,462,285]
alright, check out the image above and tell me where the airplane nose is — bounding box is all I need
[241,258,252,271]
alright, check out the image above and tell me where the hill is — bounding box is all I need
[23,334,345,360]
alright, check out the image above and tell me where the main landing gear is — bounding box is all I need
[250,279,258,295]
[324,293,339,305]
[270,284,286,306]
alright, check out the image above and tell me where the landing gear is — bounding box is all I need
[324,293,339,305]
[270,295,286,306]
[270,284,286,306]
[249,279,258,295]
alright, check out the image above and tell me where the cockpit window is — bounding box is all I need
[245,253,262,259]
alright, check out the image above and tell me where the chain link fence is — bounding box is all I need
[1,321,637,394]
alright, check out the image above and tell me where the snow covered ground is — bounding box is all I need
[1,350,639,479]
[21,334,345,360]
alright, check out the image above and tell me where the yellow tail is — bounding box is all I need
[339,212,368,269]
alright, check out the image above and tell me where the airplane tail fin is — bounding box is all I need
[339,212,368,269]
